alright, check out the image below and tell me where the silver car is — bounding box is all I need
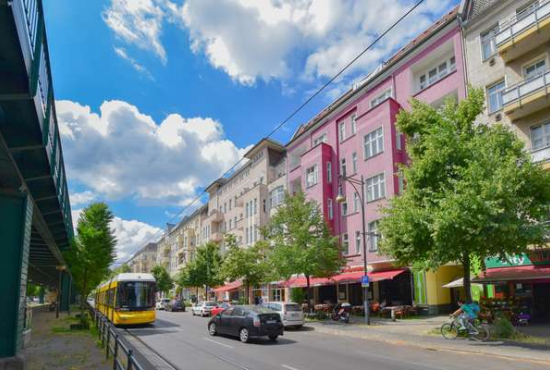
[262,302,304,329]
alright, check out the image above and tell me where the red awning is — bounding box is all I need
[332,271,364,283]
[213,280,243,293]
[284,276,334,288]
[474,266,550,282]
[369,269,407,282]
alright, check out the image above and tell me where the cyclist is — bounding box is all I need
[452,300,480,334]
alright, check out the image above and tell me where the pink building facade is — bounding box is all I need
[286,9,467,311]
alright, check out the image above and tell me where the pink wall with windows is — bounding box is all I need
[286,23,466,271]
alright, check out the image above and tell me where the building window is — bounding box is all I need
[418,56,456,90]
[306,164,318,187]
[487,80,506,114]
[355,231,361,254]
[270,186,285,208]
[524,58,546,80]
[364,127,384,159]
[395,130,403,151]
[314,134,328,146]
[339,121,346,142]
[327,162,332,183]
[254,198,258,215]
[531,122,550,150]
[366,173,386,202]
[340,158,347,177]
[351,114,357,135]
[341,202,348,216]
[353,193,360,213]
[368,221,380,251]
[370,88,392,108]
[397,172,405,195]
[327,198,333,220]
[352,152,358,173]
[342,233,349,255]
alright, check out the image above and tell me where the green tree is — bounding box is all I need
[221,235,270,304]
[176,259,203,298]
[194,242,224,298]
[379,89,550,302]
[265,191,345,311]
[151,265,173,295]
[64,202,117,320]
[107,263,131,279]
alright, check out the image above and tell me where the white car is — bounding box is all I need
[262,302,305,329]
[156,298,171,310]
[191,301,217,317]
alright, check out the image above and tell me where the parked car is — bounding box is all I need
[210,302,231,317]
[156,298,171,310]
[261,302,304,329]
[208,305,284,343]
[166,299,186,312]
[192,301,217,316]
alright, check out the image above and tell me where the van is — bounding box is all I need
[261,302,304,329]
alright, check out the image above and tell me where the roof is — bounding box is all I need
[460,0,509,24]
[288,6,459,146]
[243,137,285,159]
[98,273,156,289]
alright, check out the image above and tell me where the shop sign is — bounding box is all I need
[485,249,550,268]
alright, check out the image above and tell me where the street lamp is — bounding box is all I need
[336,174,371,325]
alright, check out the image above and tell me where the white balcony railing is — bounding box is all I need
[495,0,550,47]
[502,69,550,105]
[532,145,550,163]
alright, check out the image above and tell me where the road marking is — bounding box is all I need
[281,364,300,370]
[203,337,235,349]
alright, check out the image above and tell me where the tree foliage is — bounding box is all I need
[64,202,117,315]
[194,242,224,296]
[220,235,271,304]
[265,191,344,310]
[379,89,550,301]
[151,265,173,294]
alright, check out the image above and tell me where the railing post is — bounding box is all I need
[101,320,105,348]
[113,335,119,370]
[127,350,133,370]
[29,1,44,96]
[106,328,110,359]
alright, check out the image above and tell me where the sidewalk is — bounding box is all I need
[307,316,550,364]
[24,307,109,370]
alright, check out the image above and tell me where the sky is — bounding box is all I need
[44,0,460,263]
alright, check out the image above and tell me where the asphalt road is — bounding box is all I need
[124,310,548,370]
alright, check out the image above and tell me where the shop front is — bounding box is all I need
[474,250,550,323]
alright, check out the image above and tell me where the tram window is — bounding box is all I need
[117,282,155,308]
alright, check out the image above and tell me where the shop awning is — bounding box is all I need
[327,269,408,284]
[284,276,335,288]
[213,280,243,293]
[473,266,550,283]
[442,278,483,289]
[368,269,407,282]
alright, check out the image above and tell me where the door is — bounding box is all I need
[229,307,246,336]
[217,307,235,334]
[533,283,550,321]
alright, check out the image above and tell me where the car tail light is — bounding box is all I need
[253,317,261,327]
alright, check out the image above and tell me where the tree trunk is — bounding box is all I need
[205,285,209,301]
[306,275,312,313]
[246,282,250,305]
[463,254,473,303]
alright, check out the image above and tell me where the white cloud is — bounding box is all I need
[57,99,247,206]
[71,209,161,263]
[113,47,154,79]
[104,0,167,63]
[70,190,97,206]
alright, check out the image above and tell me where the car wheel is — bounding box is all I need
[295,325,303,330]
[192,310,195,316]
[268,335,278,342]
[239,328,250,343]
[208,323,217,336]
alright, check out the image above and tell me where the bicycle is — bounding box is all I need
[440,315,490,341]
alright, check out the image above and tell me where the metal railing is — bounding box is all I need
[495,0,550,47]
[89,306,145,370]
[502,68,550,105]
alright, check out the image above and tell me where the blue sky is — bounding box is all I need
[44,0,459,261]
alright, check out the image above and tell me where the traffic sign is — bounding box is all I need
[361,275,369,287]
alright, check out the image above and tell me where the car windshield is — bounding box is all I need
[117,281,156,309]
[285,304,302,312]
[205,302,216,307]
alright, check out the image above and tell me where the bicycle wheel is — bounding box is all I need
[472,324,490,341]
[441,323,458,339]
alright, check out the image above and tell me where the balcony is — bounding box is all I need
[210,232,223,242]
[206,209,224,223]
[502,69,550,120]
[495,0,550,62]
[532,145,550,166]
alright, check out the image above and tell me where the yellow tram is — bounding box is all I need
[95,273,157,325]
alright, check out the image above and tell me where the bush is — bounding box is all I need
[492,317,515,339]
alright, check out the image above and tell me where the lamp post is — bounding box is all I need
[336,174,371,325]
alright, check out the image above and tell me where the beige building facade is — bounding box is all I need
[461,0,550,170]
[127,242,157,273]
